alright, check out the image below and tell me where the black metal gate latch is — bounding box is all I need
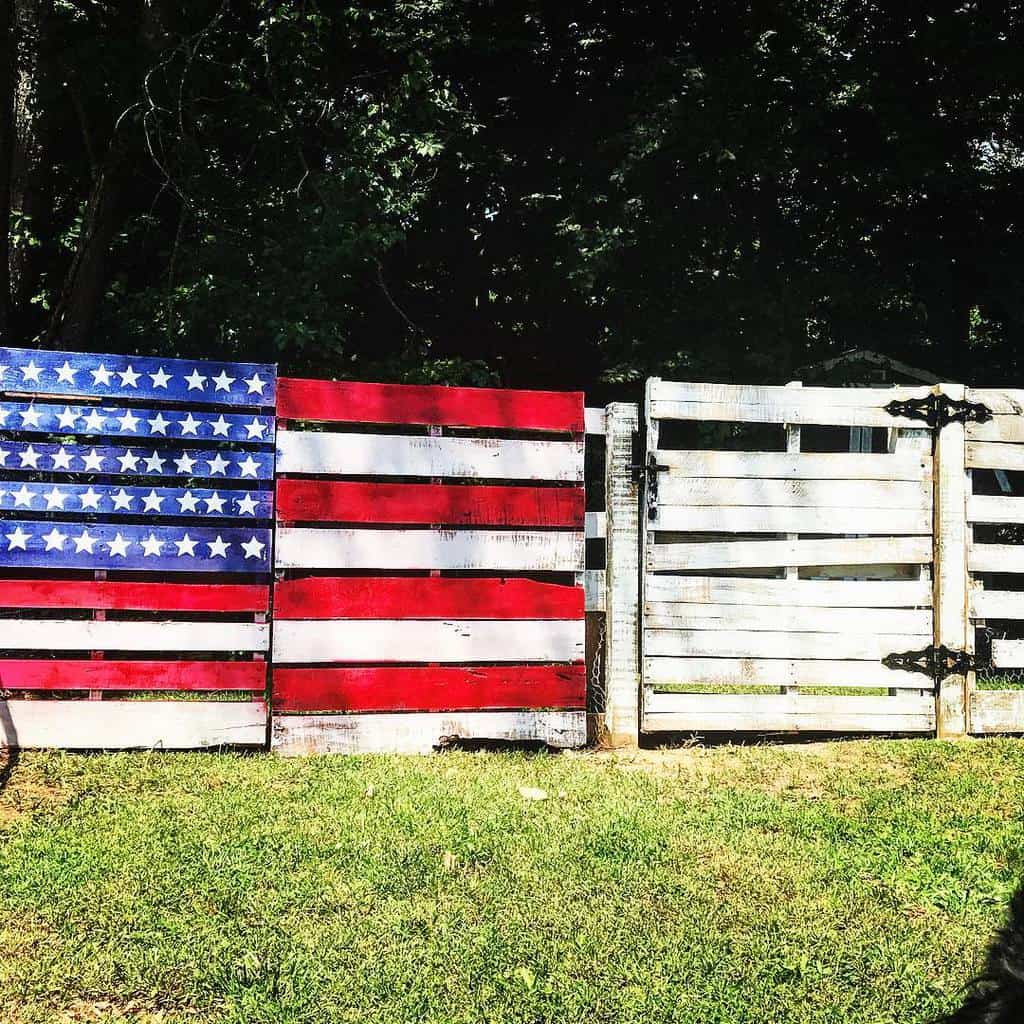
[629,452,669,519]
[885,393,992,429]
[882,643,988,682]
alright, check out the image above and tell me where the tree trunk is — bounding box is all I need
[0,0,14,338]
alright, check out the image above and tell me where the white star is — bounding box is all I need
[82,409,106,432]
[150,366,172,389]
[141,533,163,557]
[148,412,170,435]
[178,413,201,436]
[117,449,140,473]
[5,526,30,551]
[21,360,43,383]
[177,490,200,513]
[142,489,165,512]
[107,532,131,558]
[73,530,97,555]
[236,493,259,516]
[174,452,196,474]
[175,533,198,557]
[207,535,231,558]
[236,454,261,478]
[43,486,67,510]
[241,535,266,560]
[143,451,166,474]
[20,445,41,469]
[203,492,226,514]
[57,406,79,430]
[50,447,74,471]
[79,487,103,510]
[12,484,34,507]
[245,418,268,440]
[118,365,140,388]
[42,526,67,551]
[207,452,229,475]
[185,368,208,391]
[244,373,267,395]
[111,488,134,510]
[117,410,140,432]
[80,448,106,472]
[91,364,113,387]
[212,370,236,392]
[20,405,43,429]
[55,361,77,384]
[209,415,231,437]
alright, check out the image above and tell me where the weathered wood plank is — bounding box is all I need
[643,575,933,608]
[643,656,927,690]
[643,628,920,661]
[649,399,924,429]
[585,569,606,613]
[657,477,930,510]
[585,407,606,435]
[970,589,1024,620]
[991,639,1024,668]
[644,602,931,635]
[969,545,1024,574]
[585,511,607,539]
[654,504,930,535]
[655,449,929,481]
[968,494,1024,524]
[648,380,931,410]
[0,619,269,652]
[0,660,265,691]
[966,418,1024,443]
[970,690,1024,733]
[965,441,1024,471]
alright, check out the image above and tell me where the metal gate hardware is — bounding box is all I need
[883,637,992,682]
[885,393,992,429]
[630,451,669,519]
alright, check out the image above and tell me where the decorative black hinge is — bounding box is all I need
[885,393,992,429]
[882,638,992,683]
[629,451,669,519]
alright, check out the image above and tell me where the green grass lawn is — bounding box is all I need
[1,741,1023,1024]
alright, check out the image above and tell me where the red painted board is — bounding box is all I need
[0,580,269,612]
[274,576,584,620]
[0,660,266,691]
[277,377,584,432]
[276,479,585,527]
[272,664,586,712]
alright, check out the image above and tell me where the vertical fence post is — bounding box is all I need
[603,402,641,746]
[933,382,970,738]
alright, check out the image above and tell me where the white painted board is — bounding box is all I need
[0,619,269,652]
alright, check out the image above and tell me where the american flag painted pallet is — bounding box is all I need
[272,378,587,754]
[0,346,276,749]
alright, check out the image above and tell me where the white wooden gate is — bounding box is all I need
[640,379,940,735]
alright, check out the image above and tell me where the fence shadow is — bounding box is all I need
[0,698,19,797]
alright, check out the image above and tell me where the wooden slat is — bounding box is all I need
[272,664,586,712]
[585,569,606,613]
[654,505,930,535]
[991,639,1024,668]
[969,494,1024,524]
[644,575,933,608]
[970,690,1024,733]
[585,407,606,435]
[275,527,584,571]
[655,450,929,481]
[0,580,268,612]
[643,656,927,690]
[643,628,919,661]
[0,660,265,691]
[644,602,931,635]
[964,388,1024,413]
[276,430,584,481]
[273,576,583,620]
[272,619,584,664]
[966,418,1024,444]
[649,536,932,572]
[585,512,607,539]
[0,619,269,652]
[275,479,584,526]
[965,441,1024,471]
[649,380,930,409]
[271,710,587,754]
[657,477,930,510]
[969,545,1024,574]
[0,699,268,749]
[970,589,1024,620]
[642,693,934,734]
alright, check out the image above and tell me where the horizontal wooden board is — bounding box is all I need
[649,397,927,429]
[965,441,1024,471]
[643,628,919,661]
[644,575,933,608]
[271,710,586,754]
[276,430,583,482]
[970,690,1024,734]
[276,479,583,527]
[277,377,584,432]
[991,639,1024,668]
[970,589,1024,620]
[584,407,606,435]
[0,699,268,749]
[968,494,1024,525]
[642,694,934,734]
[0,660,265,691]
[649,379,930,407]
[274,576,583,620]
[644,602,931,635]
[272,664,586,712]
[275,527,584,571]
[272,619,584,664]
[585,569,606,612]
[657,477,930,510]
[643,656,928,690]
[0,580,268,612]
[585,512,606,539]
[0,619,269,652]
[964,388,1024,413]
[655,450,929,481]
[649,536,932,572]
[966,417,1024,444]
[969,545,1024,575]
[653,505,931,535]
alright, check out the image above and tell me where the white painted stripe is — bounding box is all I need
[0,619,269,652]
[643,656,927,690]
[655,450,929,481]
[654,505,930,535]
[644,575,933,608]
[644,602,931,635]
[643,628,919,661]
[657,477,930,510]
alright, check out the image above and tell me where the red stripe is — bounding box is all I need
[276,480,584,527]
[272,664,585,712]
[0,660,266,691]
[277,378,584,432]
[0,581,269,612]
[274,576,584,620]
